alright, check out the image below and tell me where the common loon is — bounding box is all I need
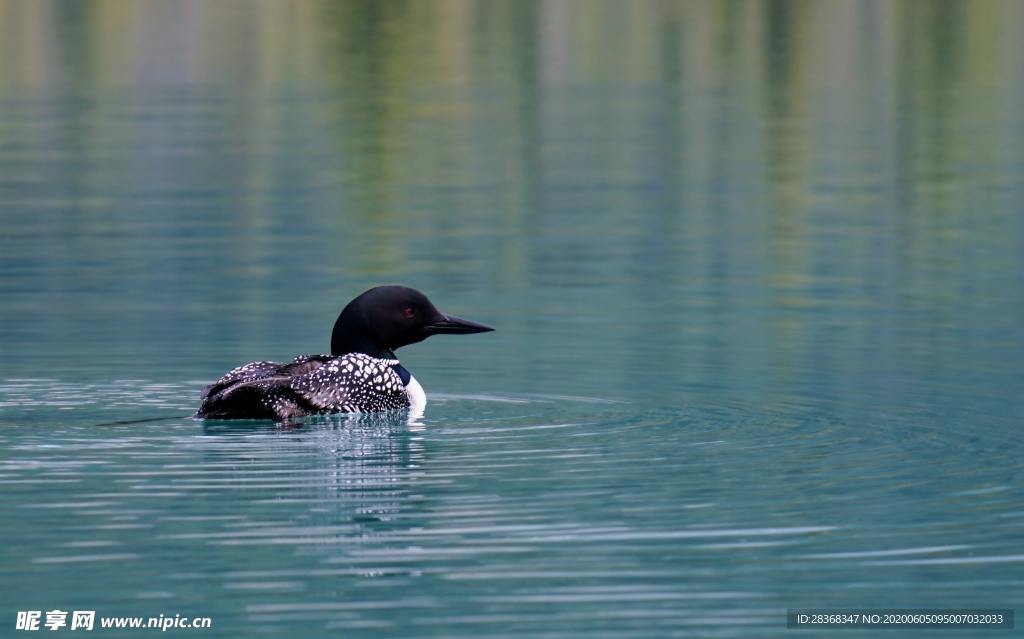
[196,286,493,421]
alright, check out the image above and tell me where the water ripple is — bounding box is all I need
[1,379,1022,637]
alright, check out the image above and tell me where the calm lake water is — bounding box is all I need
[2,2,1023,637]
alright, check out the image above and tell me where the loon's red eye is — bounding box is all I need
[403,307,416,319]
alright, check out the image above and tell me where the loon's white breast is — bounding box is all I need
[406,375,426,413]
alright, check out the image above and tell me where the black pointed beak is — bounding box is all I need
[425,314,494,335]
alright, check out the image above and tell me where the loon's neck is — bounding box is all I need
[338,348,410,386]
[330,333,397,361]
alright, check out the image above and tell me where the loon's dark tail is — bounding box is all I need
[94,415,193,427]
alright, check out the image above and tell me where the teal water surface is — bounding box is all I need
[2,2,1024,637]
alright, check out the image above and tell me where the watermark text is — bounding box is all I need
[16,611,211,632]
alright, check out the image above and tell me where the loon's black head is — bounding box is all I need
[330,285,494,358]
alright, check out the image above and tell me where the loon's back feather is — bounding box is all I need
[196,353,410,421]
[200,360,288,400]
